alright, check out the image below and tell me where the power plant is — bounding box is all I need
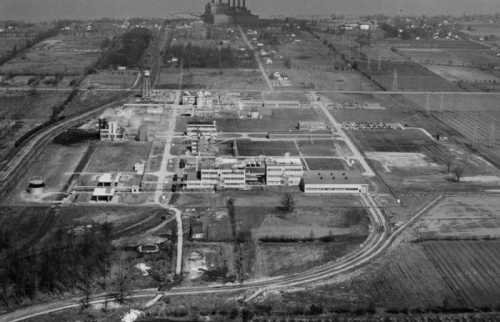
[203,0,259,25]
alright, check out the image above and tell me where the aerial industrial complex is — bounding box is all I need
[1,2,500,321]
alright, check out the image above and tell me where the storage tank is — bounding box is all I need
[28,177,45,196]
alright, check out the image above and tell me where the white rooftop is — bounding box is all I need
[92,187,115,197]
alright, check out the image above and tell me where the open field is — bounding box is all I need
[276,240,500,312]
[7,142,88,202]
[297,140,340,157]
[254,237,366,277]
[82,70,139,89]
[182,68,267,90]
[235,140,299,156]
[260,30,377,91]
[180,190,368,279]
[350,129,436,153]
[177,107,322,133]
[85,142,152,173]
[362,240,500,310]
[414,195,500,239]
[425,64,500,83]
[396,48,500,68]
[0,91,69,162]
[0,92,68,120]
[357,60,459,92]
[0,35,104,75]
[304,158,347,170]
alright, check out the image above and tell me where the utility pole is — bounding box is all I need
[392,69,399,91]
[489,122,496,148]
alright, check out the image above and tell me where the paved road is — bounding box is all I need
[238,25,274,91]
[311,91,376,176]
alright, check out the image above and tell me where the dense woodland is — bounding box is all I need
[0,223,114,308]
[99,27,153,69]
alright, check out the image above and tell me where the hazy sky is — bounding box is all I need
[1,0,500,21]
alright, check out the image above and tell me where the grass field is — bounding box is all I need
[297,140,339,156]
[4,142,89,203]
[305,158,347,170]
[358,60,459,92]
[350,129,436,153]
[254,237,366,277]
[86,142,152,172]
[236,140,299,156]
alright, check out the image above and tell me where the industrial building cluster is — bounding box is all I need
[177,120,368,194]
[177,155,367,194]
[202,0,259,25]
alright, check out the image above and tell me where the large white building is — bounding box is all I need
[301,171,368,194]
[186,158,246,190]
[265,156,304,186]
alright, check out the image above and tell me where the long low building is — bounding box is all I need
[301,171,368,194]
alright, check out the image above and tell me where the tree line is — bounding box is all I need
[0,223,114,308]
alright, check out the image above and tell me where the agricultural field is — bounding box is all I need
[273,240,500,312]
[85,142,152,173]
[0,34,105,75]
[414,195,500,239]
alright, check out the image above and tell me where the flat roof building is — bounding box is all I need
[301,171,368,194]
[92,187,116,202]
[266,156,304,186]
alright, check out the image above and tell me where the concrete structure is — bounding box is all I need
[203,0,259,25]
[28,177,45,196]
[99,119,126,142]
[266,156,304,186]
[91,187,115,202]
[301,171,368,194]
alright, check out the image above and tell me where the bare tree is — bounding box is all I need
[113,259,130,304]
[280,193,295,213]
